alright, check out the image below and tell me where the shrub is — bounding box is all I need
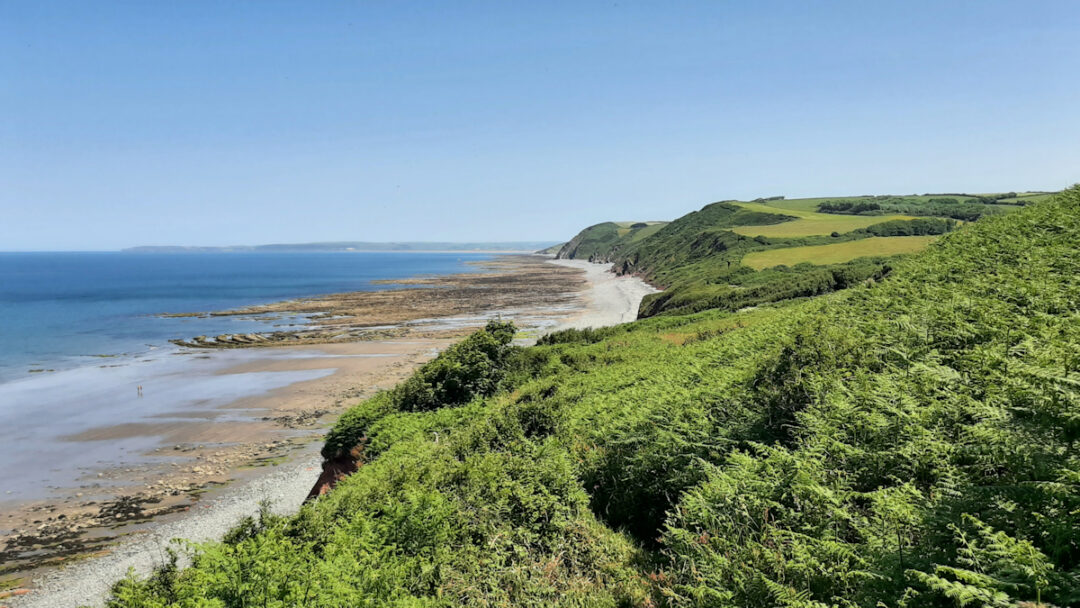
[322,320,517,459]
[390,320,516,412]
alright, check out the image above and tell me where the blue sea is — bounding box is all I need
[0,251,491,383]
[0,251,493,503]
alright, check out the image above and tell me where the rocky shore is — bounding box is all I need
[165,255,586,348]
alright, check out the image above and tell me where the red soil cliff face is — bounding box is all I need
[305,445,363,500]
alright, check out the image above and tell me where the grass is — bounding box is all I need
[744,195,980,214]
[613,221,667,241]
[747,197,840,212]
[995,192,1056,204]
[557,199,957,317]
[729,201,915,237]
[554,221,669,260]
[590,201,931,317]
[741,235,940,269]
[627,222,666,242]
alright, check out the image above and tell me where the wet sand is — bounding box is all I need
[0,341,454,586]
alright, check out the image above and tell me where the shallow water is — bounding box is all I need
[0,349,342,503]
[0,251,491,503]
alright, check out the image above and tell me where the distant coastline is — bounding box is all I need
[122,241,559,254]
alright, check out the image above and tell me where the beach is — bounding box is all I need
[547,259,660,328]
[1,257,656,608]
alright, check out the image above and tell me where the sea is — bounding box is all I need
[0,251,492,504]
[0,252,492,382]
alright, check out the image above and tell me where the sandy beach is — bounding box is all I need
[547,259,660,329]
[1,258,656,608]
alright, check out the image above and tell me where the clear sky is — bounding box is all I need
[2,1,1078,250]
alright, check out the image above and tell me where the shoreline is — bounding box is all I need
[546,259,660,329]
[2,254,583,583]
[159,255,586,349]
[2,258,657,608]
[0,341,455,593]
[7,452,325,608]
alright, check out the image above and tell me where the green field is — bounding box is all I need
[551,194,973,317]
[615,222,666,241]
[729,201,915,237]
[744,196,841,212]
[742,195,981,214]
[745,193,1038,222]
[994,191,1056,204]
[741,235,939,269]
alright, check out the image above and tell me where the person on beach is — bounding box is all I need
[137,385,143,397]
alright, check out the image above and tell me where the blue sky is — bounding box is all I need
[2,1,1078,250]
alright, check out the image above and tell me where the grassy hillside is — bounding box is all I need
[105,187,1079,607]
[553,220,667,261]
[617,206,953,318]
[741,235,939,269]
[555,193,1025,317]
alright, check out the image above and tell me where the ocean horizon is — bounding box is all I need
[0,251,494,383]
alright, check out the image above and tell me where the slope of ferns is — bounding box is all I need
[106,187,1080,607]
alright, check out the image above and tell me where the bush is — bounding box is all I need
[391,320,516,412]
[536,326,610,346]
[321,392,397,459]
[818,200,882,214]
[859,217,956,237]
[322,320,517,459]
[819,197,1003,221]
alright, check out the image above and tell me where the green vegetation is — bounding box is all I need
[554,193,992,317]
[741,235,939,270]
[817,196,1006,222]
[553,220,667,261]
[729,201,917,237]
[858,217,957,237]
[599,205,950,318]
[104,188,1079,608]
[994,191,1057,205]
[637,258,894,317]
[596,200,897,317]
[321,320,517,460]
